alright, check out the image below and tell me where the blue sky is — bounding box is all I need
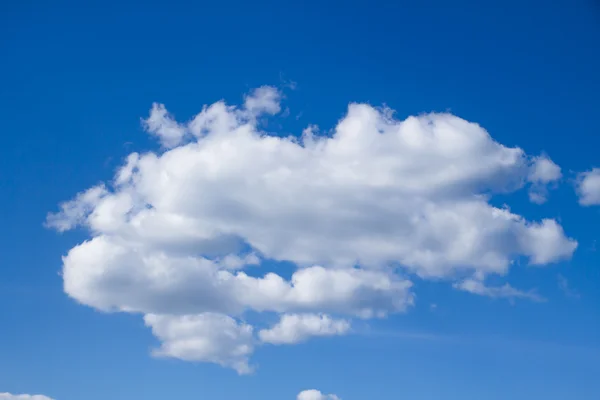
[1,1,600,399]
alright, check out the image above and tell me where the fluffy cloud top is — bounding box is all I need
[47,86,576,372]
[577,168,600,206]
[0,394,54,400]
[297,390,340,400]
[528,155,562,183]
[526,155,562,204]
[259,314,350,345]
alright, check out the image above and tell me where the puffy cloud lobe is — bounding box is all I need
[577,168,600,205]
[243,86,282,116]
[51,103,576,277]
[518,219,576,265]
[47,86,577,372]
[528,156,562,183]
[0,394,54,400]
[527,156,562,204]
[142,86,281,149]
[144,313,255,374]
[259,314,350,344]
[143,103,187,148]
[62,236,413,317]
[297,390,340,400]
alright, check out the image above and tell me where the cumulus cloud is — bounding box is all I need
[144,313,255,374]
[259,314,350,344]
[47,85,577,372]
[297,389,340,400]
[143,103,188,148]
[61,237,413,318]
[0,394,54,400]
[244,86,282,116]
[527,155,562,204]
[576,168,600,206]
[454,279,546,302]
[528,155,562,183]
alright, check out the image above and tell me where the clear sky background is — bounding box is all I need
[1,1,600,399]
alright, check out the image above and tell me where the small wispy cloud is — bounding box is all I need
[352,324,450,342]
[278,72,297,90]
[454,279,546,303]
[557,274,581,299]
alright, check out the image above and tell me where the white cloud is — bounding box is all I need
[527,155,562,204]
[0,394,54,400]
[259,314,350,345]
[50,101,577,277]
[47,86,577,372]
[142,86,282,150]
[243,86,282,116]
[454,279,546,302]
[61,236,413,318]
[144,313,255,374]
[143,103,188,148]
[527,190,549,205]
[297,389,340,400]
[528,155,562,183]
[45,185,107,232]
[577,168,600,206]
[217,253,261,270]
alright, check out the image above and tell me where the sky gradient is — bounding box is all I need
[1,1,600,399]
